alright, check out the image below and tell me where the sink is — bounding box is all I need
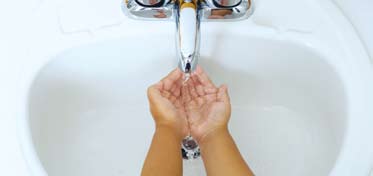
[27,34,349,176]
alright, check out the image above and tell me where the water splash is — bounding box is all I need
[181,135,200,160]
[183,73,191,85]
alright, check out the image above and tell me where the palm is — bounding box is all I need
[181,67,231,142]
[185,92,226,139]
[148,69,189,137]
[159,88,188,128]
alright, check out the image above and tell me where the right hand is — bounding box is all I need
[147,69,189,140]
[182,66,232,144]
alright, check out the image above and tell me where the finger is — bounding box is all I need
[204,87,218,95]
[174,99,182,108]
[205,93,217,103]
[196,97,205,107]
[153,81,163,90]
[161,90,172,99]
[191,75,205,96]
[194,66,216,88]
[161,68,183,91]
[187,78,199,99]
[170,83,178,96]
[169,95,177,103]
[170,79,182,97]
[217,84,230,103]
[147,84,163,103]
[163,68,183,82]
[181,84,191,103]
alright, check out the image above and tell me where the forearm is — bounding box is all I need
[200,128,254,176]
[141,126,183,176]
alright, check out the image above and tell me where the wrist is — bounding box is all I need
[155,124,184,141]
[197,126,230,148]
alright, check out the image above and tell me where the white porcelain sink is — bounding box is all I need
[24,32,367,176]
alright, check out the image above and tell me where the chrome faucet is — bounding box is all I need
[122,0,254,73]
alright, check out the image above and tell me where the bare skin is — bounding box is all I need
[142,66,254,176]
[183,66,254,176]
[142,69,187,176]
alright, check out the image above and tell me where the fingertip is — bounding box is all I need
[195,69,216,88]
[217,84,230,101]
[173,68,183,79]
[147,85,156,98]
[194,65,203,75]
[155,82,163,89]
[148,82,163,95]
[174,67,183,76]
[163,68,183,82]
[220,84,228,91]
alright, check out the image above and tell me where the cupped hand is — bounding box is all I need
[182,66,231,144]
[147,69,189,139]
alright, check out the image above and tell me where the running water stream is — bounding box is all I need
[181,73,201,160]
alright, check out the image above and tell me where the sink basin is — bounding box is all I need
[27,34,349,176]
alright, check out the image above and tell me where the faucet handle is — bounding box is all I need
[208,0,242,8]
[135,0,166,7]
[123,0,254,21]
[122,0,175,20]
[200,0,253,20]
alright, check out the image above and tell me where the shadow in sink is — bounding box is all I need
[28,35,347,176]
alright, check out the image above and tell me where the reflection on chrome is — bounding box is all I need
[122,0,254,72]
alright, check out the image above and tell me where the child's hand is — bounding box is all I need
[147,69,188,139]
[182,66,231,144]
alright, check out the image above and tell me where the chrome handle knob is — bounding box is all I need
[135,0,165,7]
[212,0,241,7]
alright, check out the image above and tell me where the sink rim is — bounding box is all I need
[16,0,373,173]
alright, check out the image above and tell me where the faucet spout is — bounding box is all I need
[176,0,200,73]
[123,0,254,74]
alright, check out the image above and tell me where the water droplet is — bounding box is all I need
[183,73,191,85]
